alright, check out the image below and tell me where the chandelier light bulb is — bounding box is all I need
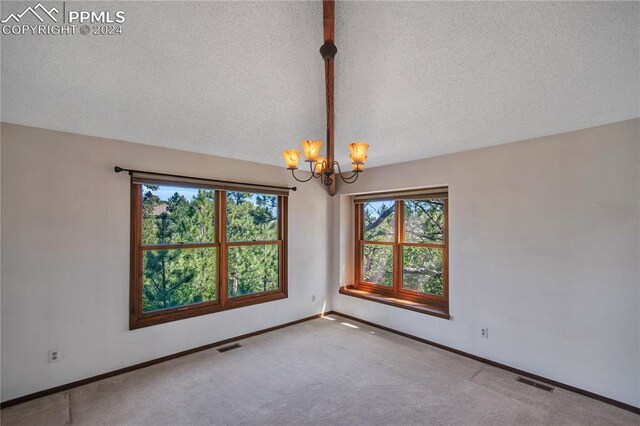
[314,157,327,174]
[349,142,369,164]
[282,150,300,170]
[301,140,323,162]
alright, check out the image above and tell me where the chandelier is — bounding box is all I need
[283,141,368,186]
[282,0,369,194]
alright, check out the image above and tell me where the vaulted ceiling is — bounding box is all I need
[2,1,638,168]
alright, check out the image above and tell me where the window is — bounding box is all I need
[346,188,448,317]
[225,192,280,298]
[130,178,288,329]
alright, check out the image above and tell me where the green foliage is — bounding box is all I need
[140,186,279,313]
[402,246,443,295]
[226,192,279,297]
[362,201,395,286]
[362,244,393,286]
[143,248,216,311]
[404,200,444,243]
[402,200,445,295]
[226,192,277,241]
[228,244,278,296]
[142,185,215,245]
[363,201,395,241]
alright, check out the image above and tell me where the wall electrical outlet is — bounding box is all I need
[481,328,489,339]
[48,349,60,363]
[311,295,316,302]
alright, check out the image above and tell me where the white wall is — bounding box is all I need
[331,119,640,407]
[0,123,331,402]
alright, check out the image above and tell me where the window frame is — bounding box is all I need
[221,192,285,302]
[353,194,448,312]
[129,179,288,329]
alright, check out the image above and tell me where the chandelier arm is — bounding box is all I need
[308,160,324,178]
[339,172,360,184]
[332,160,360,184]
[332,160,343,175]
[290,169,315,183]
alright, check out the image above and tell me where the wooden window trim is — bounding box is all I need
[130,181,288,330]
[352,195,449,318]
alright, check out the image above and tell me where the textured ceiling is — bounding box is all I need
[2,1,638,168]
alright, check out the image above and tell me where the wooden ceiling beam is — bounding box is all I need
[321,0,336,196]
[323,0,335,43]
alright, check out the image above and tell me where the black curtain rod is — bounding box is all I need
[114,166,297,192]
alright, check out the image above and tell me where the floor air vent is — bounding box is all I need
[516,376,554,392]
[217,343,241,353]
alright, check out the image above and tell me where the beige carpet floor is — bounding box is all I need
[2,314,638,425]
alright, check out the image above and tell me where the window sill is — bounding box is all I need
[338,286,450,320]
[130,291,287,330]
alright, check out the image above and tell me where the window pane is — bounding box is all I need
[228,244,279,297]
[403,199,445,244]
[142,184,216,245]
[143,248,217,312]
[363,201,395,242]
[362,244,393,286]
[227,192,278,242]
[402,246,443,295]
